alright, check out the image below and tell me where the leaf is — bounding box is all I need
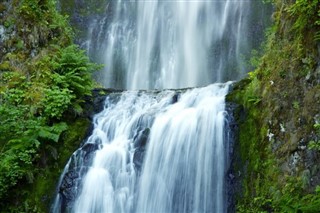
[38,122,68,142]
[72,102,83,115]
[51,122,68,134]
[38,129,60,142]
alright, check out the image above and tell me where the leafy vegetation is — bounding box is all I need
[0,0,100,211]
[308,124,320,151]
[229,0,320,212]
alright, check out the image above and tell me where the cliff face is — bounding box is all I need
[56,0,108,46]
[0,0,71,63]
[228,0,320,211]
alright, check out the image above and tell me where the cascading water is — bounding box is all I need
[85,0,267,89]
[53,0,270,212]
[53,83,232,212]
[135,85,231,213]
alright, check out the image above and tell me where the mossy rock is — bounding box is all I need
[58,118,91,167]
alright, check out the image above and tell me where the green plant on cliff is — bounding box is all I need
[0,0,100,211]
[51,45,100,98]
[232,0,320,212]
[287,0,320,40]
[308,124,320,151]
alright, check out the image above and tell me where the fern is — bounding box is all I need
[38,122,68,142]
[46,144,58,160]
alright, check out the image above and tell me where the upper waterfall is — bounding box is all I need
[84,0,268,89]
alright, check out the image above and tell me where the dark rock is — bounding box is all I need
[58,167,89,212]
[83,88,123,120]
[133,147,146,172]
[81,142,99,153]
[225,101,238,213]
[133,128,150,172]
[171,93,179,104]
[59,170,80,212]
[133,128,150,148]
[81,142,100,165]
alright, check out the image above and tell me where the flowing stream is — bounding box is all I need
[53,0,269,212]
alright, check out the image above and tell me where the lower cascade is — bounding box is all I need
[52,82,233,213]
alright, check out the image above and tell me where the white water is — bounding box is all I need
[135,85,230,212]
[87,0,252,89]
[53,83,231,212]
[52,0,268,212]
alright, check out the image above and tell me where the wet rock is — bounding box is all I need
[225,102,238,213]
[83,88,123,120]
[171,93,179,104]
[133,128,150,172]
[133,128,150,148]
[81,142,100,165]
[81,142,99,153]
[133,147,146,172]
[59,171,79,201]
[58,167,89,212]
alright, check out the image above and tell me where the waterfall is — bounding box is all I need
[86,0,261,89]
[135,85,230,213]
[53,83,232,212]
[53,0,269,212]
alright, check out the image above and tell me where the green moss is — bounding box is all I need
[58,118,91,166]
[15,39,24,50]
[228,77,279,212]
[230,74,320,212]
[230,0,320,211]
[0,61,11,71]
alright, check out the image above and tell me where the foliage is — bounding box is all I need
[308,140,320,151]
[230,0,320,212]
[0,0,100,211]
[308,124,320,151]
[0,98,69,197]
[18,0,46,21]
[314,123,320,132]
[42,87,74,119]
[292,101,300,110]
[287,0,320,40]
[51,45,101,98]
